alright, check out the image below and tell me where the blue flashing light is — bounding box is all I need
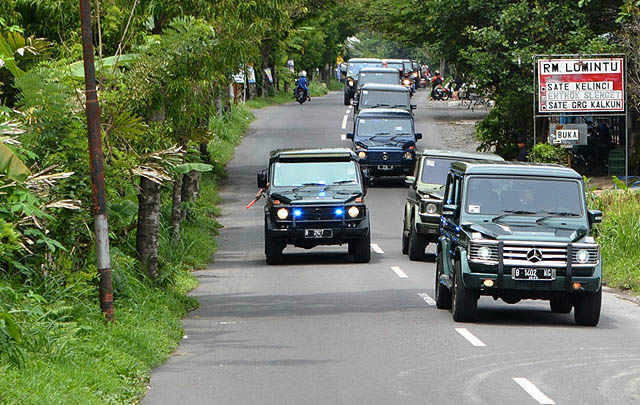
[335,208,344,215]
[293,209,303,217]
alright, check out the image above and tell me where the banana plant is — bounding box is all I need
[0,29,49,80]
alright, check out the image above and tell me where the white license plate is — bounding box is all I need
[377,165,393,170]
[512,268,555,281]
[305,229,332,238]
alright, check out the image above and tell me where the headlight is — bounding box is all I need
[478,246,492,260]
[402,79,411,85]
[347,206,360,218]
[412,72,418,77]
[403,151,413,159]
[276,208,289,220]
[425,203,438,214]
[575,249,590,264]
[358,151,367,159]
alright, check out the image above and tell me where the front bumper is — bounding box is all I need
[266,213,369,248]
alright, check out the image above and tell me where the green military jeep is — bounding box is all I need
[402,150,504,260]
[436,162,603,326]
[258,149,371,265]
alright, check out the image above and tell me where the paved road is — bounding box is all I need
[144,90,640,404]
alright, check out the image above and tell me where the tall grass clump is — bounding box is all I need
[590,187,640,292]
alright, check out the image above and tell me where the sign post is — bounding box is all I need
[533,54,628,184]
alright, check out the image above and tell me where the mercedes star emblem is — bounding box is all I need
[526,248,543,263]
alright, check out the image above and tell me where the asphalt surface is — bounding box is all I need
[144,89,640,404]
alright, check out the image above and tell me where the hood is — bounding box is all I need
[271,187,362,205]
[417,186,444,200]
[465,222,588,243]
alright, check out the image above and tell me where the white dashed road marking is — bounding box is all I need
[341,115,348,129]
[370,243,384,254]
[346,109,351,114]
[513,378,555,404]
[417,293,435,306]
[340,134,347,141]
[455,328,486,347]
[391,266,408,278]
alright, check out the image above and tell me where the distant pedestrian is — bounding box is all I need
[517,138,528,162]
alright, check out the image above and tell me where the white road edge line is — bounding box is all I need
[417,293,435,306]
[455,328,486,347]
[512,378,555,404]
[341,115,348,129]
[391,266,408,278]
[370,243,384,254]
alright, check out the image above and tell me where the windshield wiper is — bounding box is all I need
[370,104,391,108]
[374,132,390,135]
[292,182,324,192]
[535,211,581,224]
[392,104,409,108]
[491,210,538,223]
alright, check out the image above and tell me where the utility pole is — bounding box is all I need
[79,0,114,322]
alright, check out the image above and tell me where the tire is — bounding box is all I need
[550,297,573,314]
[435,253,452,309]
[352,232,371,263]
[451,260,477,322]
[408,228,428,261]
[574,288,602,326]
[265,235,284,265]
[401,211,409,255]
[344,92,351,106]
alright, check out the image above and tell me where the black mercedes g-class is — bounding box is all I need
[258,149,371,265]
[343,58,383,105]
[436,162,603,326]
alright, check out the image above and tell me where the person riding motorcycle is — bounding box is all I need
[430,71,443,99]
[295,70,310,101]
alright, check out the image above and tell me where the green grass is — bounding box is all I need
[0,104,256,404]
[590,189,640,293]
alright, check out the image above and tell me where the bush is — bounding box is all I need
[527,143,569,165]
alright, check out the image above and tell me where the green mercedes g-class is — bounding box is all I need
[435,162,603,326]
[402,150,504,260]
[258,149,371,265]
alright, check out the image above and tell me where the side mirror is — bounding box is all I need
[415,132,423,140]
[404,176,416,185]
[588,209,602,224]
[346,132,354,140]
[410,104,417,110]
[257,170,268,189]
[441,204,458,218]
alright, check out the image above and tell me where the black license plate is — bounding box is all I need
[512,268,555,281]
[305,229,332,238]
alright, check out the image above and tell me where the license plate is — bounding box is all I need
[305,229,332,238]
[511,268,555,281]
[377,165,393,170]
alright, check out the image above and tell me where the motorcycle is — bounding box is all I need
[431,84,451,101]
[296,87,307,104]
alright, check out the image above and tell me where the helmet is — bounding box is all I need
[435,70,440,75]
[299,70,307,77]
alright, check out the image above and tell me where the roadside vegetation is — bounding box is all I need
[0,1,357,403]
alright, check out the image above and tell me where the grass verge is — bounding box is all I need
[245,80,340,109]
[0,104,255,404]
[590,188,640,293]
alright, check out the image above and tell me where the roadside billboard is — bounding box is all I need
[538,58,624,113]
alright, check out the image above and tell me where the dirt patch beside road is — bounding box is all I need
[425,99,488,153]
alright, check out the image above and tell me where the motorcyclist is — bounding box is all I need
[295,70,310,101]
[430,71,443,99]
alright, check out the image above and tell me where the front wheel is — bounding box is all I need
[574,288,602,326]
[265,235,284,265]
[435,253,452,309]
[408,228,427,261]
[351,232,371,263]
[344,92,351,106]
[550,297,573,314]
[451,260,478,322]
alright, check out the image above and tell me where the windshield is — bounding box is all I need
[358,72,400,87]
[385,62,404,72]
[464,177,584,216]
[272,161,360,187]
[356,118,414,138]
[403,62,412,72]
[421,158,457,185]
[360,90,409,108]
[348,62,383,76]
